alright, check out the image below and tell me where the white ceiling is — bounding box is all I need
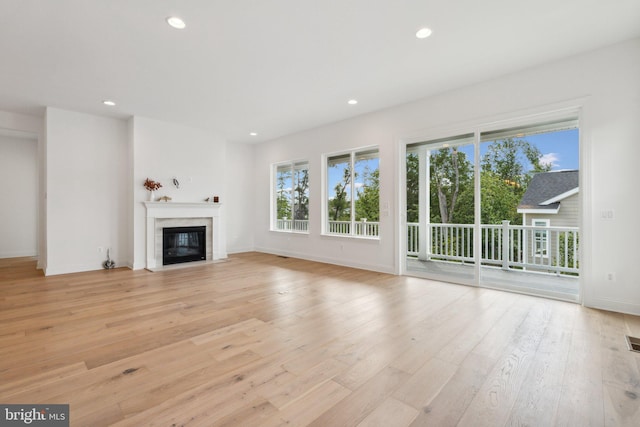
[1,0,639,143]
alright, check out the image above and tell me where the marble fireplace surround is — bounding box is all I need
[144,202,226,270]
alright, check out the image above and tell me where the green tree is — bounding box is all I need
[276,170,291,219]
[480,171,522,224]
[482,137,551,189]
[406,149,474,224]
[355,168,379,221]
[406,153,420,223]
[329,164,352,221]
[480,137,551,224]
[430,147,474,224]
[406,138,551,226]
[293,168,309,220]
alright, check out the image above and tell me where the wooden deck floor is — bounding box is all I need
[1,253,639,426]
[406,258,580,302]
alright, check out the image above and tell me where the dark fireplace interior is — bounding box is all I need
[163,226,206,265]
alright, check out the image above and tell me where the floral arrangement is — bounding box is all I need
[143,178,162,191]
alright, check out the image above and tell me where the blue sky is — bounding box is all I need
[457,128,579,172]
[327,158,379,200]
[327,128,579,198]
[524,128,579,170]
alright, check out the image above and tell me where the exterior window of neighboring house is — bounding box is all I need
[325,148,380,238]
[533,219,550,257]
[273,161,309,232]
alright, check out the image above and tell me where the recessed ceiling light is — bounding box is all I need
[416,27,433,39]
[249,132,258,136]
[348,99,358,105]
[166,16,186,29]
[102,100,116,106]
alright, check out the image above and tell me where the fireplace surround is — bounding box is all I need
[144,202,226,270]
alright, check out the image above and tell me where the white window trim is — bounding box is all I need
[540,187,579,205]
[323,146,380,239]
[533,218,550,258]
[517,208,560,214]
[271,160,309,234]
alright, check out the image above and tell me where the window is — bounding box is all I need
[533,219,550,257]
[273,161,309,232]
[326,148,379,237]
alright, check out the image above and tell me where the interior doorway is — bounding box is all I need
[0,128,39,262]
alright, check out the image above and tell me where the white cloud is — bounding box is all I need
[540,152,559,168]
[354,182,364,189]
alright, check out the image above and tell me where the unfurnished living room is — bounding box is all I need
[1,1,639,426]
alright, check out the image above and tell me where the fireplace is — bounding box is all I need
[162,226,206,265]
[144,202,226,271]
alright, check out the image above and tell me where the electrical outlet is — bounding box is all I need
[97,247,104,253]
[607,272,616,281]
[601,210,614,219]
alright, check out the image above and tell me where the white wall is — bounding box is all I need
[0,134,38,258]
[225,142,256,253]
[45,108,129,275]
[130,116,227,269]
[253,119,396,273]
[253,38,640,315]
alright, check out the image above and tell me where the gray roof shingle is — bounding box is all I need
[518,170,579,211]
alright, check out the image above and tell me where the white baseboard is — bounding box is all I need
[0,250,38,259]
[44,260,127,276]
[584,297,640,316]
[253,246,396,275]
[132,261,146,270]
[227,246,256,255]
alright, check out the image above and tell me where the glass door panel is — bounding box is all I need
[405,134,477,285]
[478,123,580,301]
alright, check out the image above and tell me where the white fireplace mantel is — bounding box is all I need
[144,202,226,270]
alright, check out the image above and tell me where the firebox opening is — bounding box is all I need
[163,226,206,265]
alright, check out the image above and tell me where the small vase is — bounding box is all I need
[149,191,155,201]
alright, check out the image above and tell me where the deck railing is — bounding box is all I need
[276,219,309,232]
[276,219,381,237]
[407,222,579,275]
[327,220,379,237]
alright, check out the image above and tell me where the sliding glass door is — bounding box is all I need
[403,115,580,301]
[406,134,477,285]
[478,119,580,300]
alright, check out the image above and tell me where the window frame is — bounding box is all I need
[271,160,309,233]
[323,146,380,239]
[532,218,550,258]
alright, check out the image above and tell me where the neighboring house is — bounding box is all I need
[517,170,579,263]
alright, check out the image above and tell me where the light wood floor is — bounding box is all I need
[1,253,639,426]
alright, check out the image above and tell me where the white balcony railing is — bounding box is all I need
[407,222,579,276]
[276,219,309,232]
[276,219,380,237]
[327,220,379,237]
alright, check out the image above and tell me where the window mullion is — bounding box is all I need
[289,165,295,229]
[350,151,356,236]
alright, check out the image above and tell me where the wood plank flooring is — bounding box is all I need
[1,252,639,426]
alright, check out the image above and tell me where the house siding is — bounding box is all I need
[527,193,580,228]
[523,193,579,271]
